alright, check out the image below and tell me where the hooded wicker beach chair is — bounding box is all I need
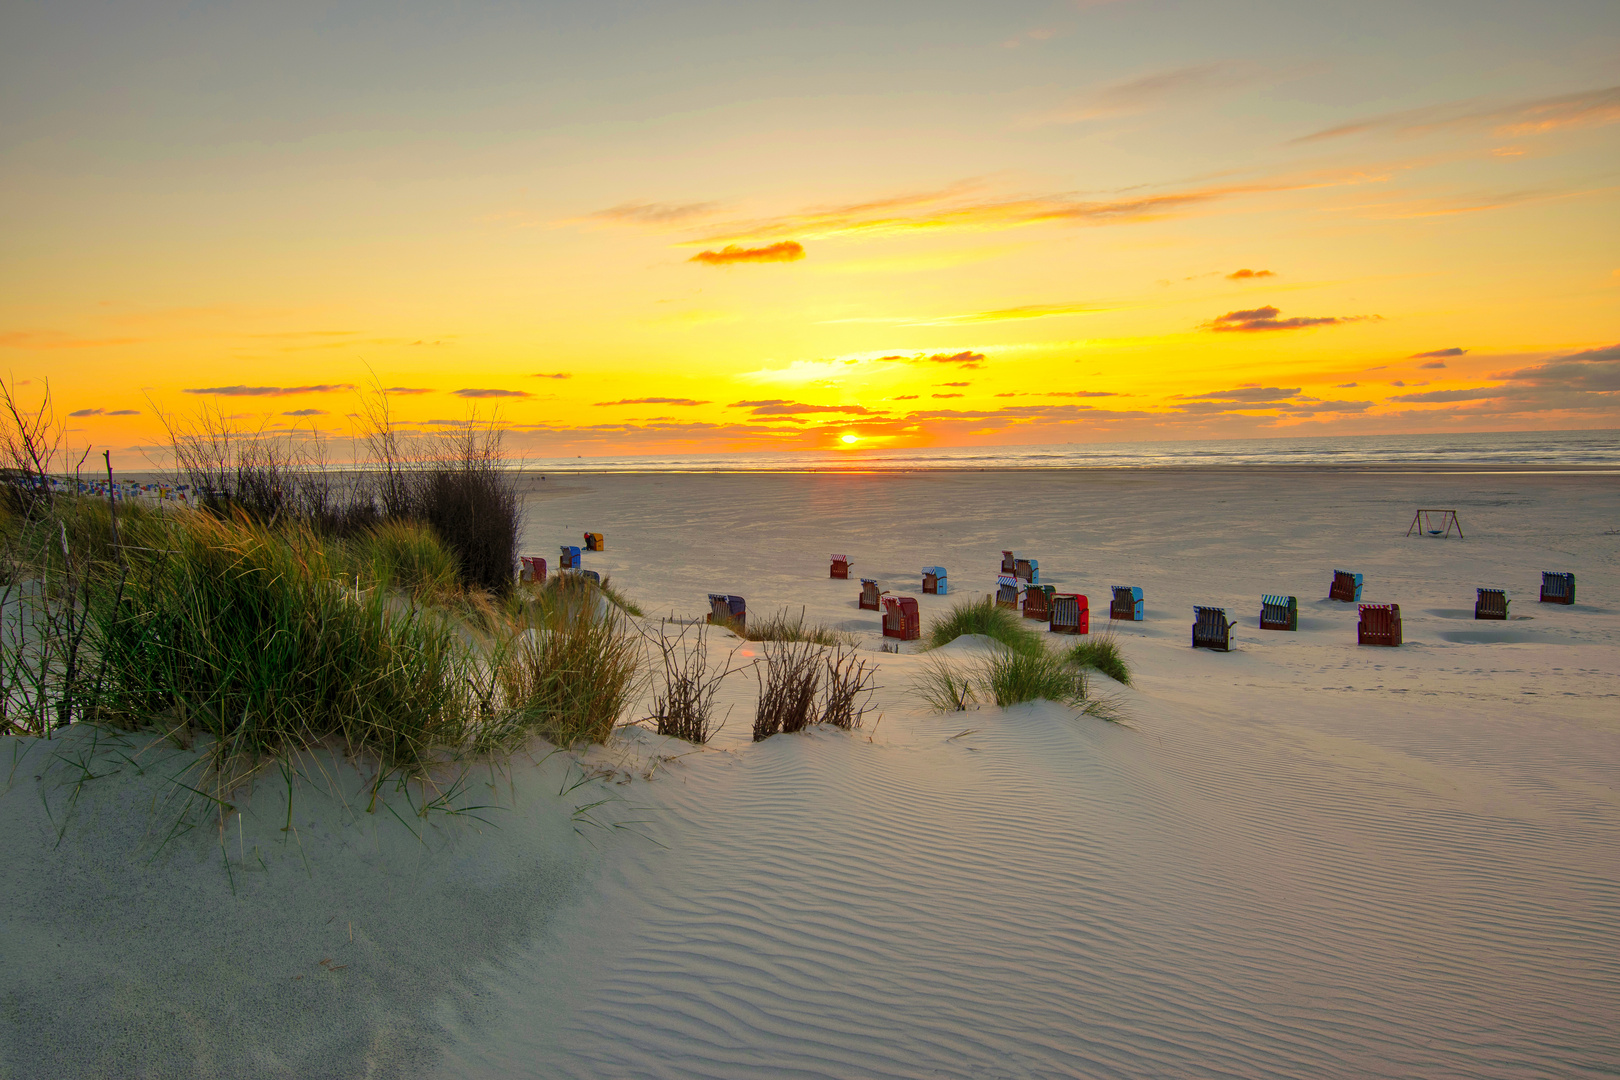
[830,554,850,579]
[922,566,948,595]
[1475,588,1508,620]
[1015,557,1039,584]
[1259,594,1297,631]
[1358,604,1402,646]
[1001,550,1017,574]
[882,596,920,641]
[1110,586,1144,621]
[707,594,746,632]
[996,574,1021,609]
[559,545,581,570]
[1540,571,1575,605]
[519,556,547,584]
[1050,593,1089,634]
[1329,570,1363,603]
[1192,606,1233,651]
[583,532,605,551]
[579,570,601,584]
[859,578,882,610]
[1023,584,1055,621]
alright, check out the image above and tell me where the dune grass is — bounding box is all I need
[1066,630,1132,685]
[493,587,642,749]
[924,595,1044,656]
[911,654,977,713]
[983,646,1088,708]
[595,575,645,617]
[357,518,460,598]
[743,606,849,646]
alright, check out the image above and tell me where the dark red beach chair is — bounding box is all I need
[520,556,547,584]
[707,594,746,633]
[1357,604,1402,646]
[583,531,605,551]
[1540,571,1575,605]
[1259,594,1297,631]
[830,554,850,579]
[1023,584,1054,621]
[1329,570,1363,602]
[996,574,1021,609]
[882,596,920,641]
[1050,593,1089,634]
[859,578,882,611]
[1110,586,1144,621]
[1000,550,1016,574]
[1475,588,1508,620]
[1192,606,1232,651]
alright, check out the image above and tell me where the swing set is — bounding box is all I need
[1406,509,1464,539]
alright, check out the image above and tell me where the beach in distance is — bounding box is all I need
[4,462,1618,1079]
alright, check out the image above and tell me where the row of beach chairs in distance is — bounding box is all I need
[517,533,607,584]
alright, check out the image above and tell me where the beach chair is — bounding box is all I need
[1540,571,1576,605]
[520,556,547,584]
[922,566,948,595]
[1475,588,1508,620]
[830,554,850,579]
[881,596,920,641]
[1110,586,1144,621]
[859,578,882,610]
[1357,604,1402,646]
[1192,606,1233,651]
[583,531,605,551]
[559,545,581,570]
[996,574,1021,609]
[1259,594,1297,631]
[1050,593,1089,634]
[707,594,746,633]
[1329,570,1363,602]
[1001,550,1017,574]
[1015,557,1039,584]
[580,570,601,584]
[1023,584,1055,621]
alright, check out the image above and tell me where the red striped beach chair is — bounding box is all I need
[882,596,920,641]
[1357,604,1402,646]
[830,554,850,579]
[1050,593,1089,634]
[520,556,547,584]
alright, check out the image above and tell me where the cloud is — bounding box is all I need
[923,350,985,365]
[69,408,103,417]
[1411,347,1467,359]
[932,393,965,399]
[1046,391,1118,398]
[1419,361,1448,369]
[729,399,878,417]
[1336,382,1358,388]
[383,386,434,395]
[1226,268,1275,280]
[183,384,355,396]
[594,397,711,407]
[107,409,138,416]
[532,372,572,379]
[453,388,530,398]
[1029,63,1260,126]
[689,241,806,266]
[1389,387,1505,403]
[586,200,721,227]
[282,409,327,416]
[893,395,918,400]
[1497,343,1620,391]
[1296,84,1620,143]
[940,382,970,387]
[1184,385,1303,401]
[1207,306,1367,332]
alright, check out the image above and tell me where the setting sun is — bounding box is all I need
[840,434,860,445]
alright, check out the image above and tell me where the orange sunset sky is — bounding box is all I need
[2,0,1617,461]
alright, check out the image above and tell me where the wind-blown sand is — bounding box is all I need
[3,467,1617,1078]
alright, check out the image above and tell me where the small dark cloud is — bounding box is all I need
[384,386,434,395]
[940,381,971,387]
[924,350,986,365]
[1390,387,1505,403]
[1391,380,1406,387]
[1335,382,1358,388]
[283,408,327,416]
[1046,390,1118,398]
[994,392,1017,398]
[1411,347,1467,359]
[894,395,919,400]
[107,409,138,416]
[184,384,354,396]
[532,372,572,379]
[1419,361,1448,369]
[932,393,965,399]
[1184,385,1302,401]
[729,399,876,416]
[594,397,711,407]
[690,241,805,266]
[1497,343,1620,391]
[1207,306,1353,332]
[454,388,530,398]
[1226,268,1275,280]
[69,408,102,417]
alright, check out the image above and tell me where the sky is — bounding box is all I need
[2,0,1617,462]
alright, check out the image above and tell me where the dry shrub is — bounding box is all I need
[645,619,743,744]
[820,644,878,730]
[752,638,822,741]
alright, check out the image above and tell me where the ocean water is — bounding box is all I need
[525,429,1620,472]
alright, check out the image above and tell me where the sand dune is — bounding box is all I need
[3,467,1617,1078]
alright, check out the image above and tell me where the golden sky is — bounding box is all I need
[3,0,1617,461]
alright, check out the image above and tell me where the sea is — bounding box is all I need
[522,429,1620,473]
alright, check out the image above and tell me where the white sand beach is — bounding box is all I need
[3,466,1617,1078]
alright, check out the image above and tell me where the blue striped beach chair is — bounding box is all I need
[996,574,1021,609]
[1259,594,1297,631]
